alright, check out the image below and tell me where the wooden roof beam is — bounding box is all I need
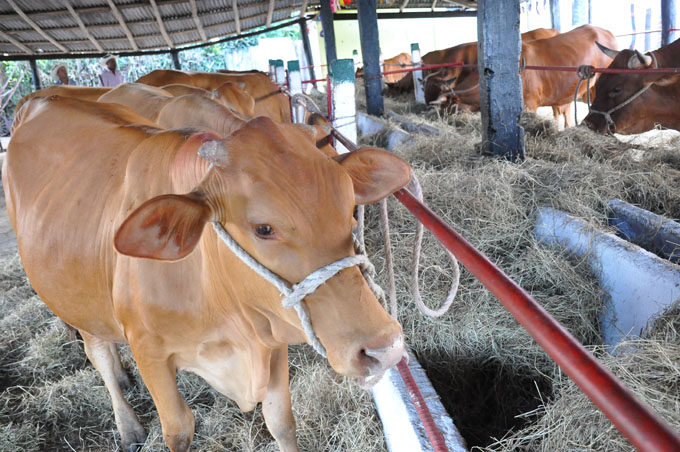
[400,0,411,13]
[431,0,439,10]
[149,0,174,48]
[106,0,139,51]
[233,0,241,35]
[266,0,275,28]
[0,29,33,54]
[6,0,68,52]
[62,0,104,52]
[189,0,207,41]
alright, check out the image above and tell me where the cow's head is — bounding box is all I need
[114,117,409,385]
[584,43,679,134]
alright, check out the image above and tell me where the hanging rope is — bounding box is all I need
[574,64,596,126]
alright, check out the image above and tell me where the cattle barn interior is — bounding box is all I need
[1,1,680,452]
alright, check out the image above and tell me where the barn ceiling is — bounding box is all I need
[0,0,477,58]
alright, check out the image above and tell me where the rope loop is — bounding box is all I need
[576,64,596,81]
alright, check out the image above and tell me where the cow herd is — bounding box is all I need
[380,25,679,133]
[4,70,411,452]
[4,22,679,452]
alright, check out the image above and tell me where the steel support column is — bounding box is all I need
[299,19,317,88]
[320,0,337,69]
[170,49,181,70]
[356,0,384,116]
[477,0,525,161]
[662,0,677,46]
[550,0,561,31]
[29,59,41,91]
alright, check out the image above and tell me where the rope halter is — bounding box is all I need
[211,222,374,358]
[586,52,658,133]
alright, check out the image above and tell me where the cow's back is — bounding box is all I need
[13,86,111,122]
[522,25,617,108]
[4,96,175,340]
[98,83,173,122]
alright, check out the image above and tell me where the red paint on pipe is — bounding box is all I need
[392,188,680,452]
[396,359,449,452]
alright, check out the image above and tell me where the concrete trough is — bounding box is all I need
[535,208,680,349]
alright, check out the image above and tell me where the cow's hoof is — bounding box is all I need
[121,424,147,452]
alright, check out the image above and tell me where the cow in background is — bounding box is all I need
[356,52,413,84]
[584,38,680,134]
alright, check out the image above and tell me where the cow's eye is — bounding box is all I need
[609,87,622,97]
[255,224,275,239]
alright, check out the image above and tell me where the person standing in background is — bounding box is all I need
[51,63,75,85]
[99,54,124,87]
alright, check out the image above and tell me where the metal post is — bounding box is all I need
[662,0,677,46]
[287,60,304,123]
[274,59,286,85]
[299,19,317,88]
[356,0,384,116]
[320,0,337,69]
[170,49,181,70]
[630,3,637,50]
[29,59,41,91]
[477,0,525,161]
[572,0,587,26]
[411,43,425,104]
[550,0,560,31]
[329,59,356,154]
[645,8,652,51]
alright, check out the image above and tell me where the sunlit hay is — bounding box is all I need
[0,250,385,451]
[357,103,680,446]
[476,303,680,452]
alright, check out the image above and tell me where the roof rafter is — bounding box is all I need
[62,0,104,52]
[431,0,438,10]
[400,0,411,13]
[149,0,174,48]
[105,0,139,51]
[0,29,33,55]
[299,0,309,17]
[266,0,275,28]
[233,0,241,35]
[6,0,68,52]
[188,0,207,41]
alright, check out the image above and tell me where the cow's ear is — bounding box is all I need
[334,147,412,204]
[654,74,680,87]
[114,193,211,261]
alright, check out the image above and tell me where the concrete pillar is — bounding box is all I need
[662,0,677,46]
[352,49,360,68]
[287,60,304,123]
[329,59,356,154]
[572,0,587,26]
[299,19,317,88]
[29,59,41,91]
[411,43,425,104]
[274,59,285,85]
[356,0,384,116]
[320,0,337,69]
[268,59,276,81]
[477,0,525,161]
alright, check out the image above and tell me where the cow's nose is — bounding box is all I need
[358,334,405,375]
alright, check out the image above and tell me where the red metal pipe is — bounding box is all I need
[392,188,680,452]
[379,61,472,77]
[396,359,449,452]
[523,65,680,74]
[301,77,329,84]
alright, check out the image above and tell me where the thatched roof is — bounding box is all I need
[0,1,477,58]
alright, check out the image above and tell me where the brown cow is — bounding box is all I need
[386,28,560,98]
[161,82,256,119]
[12,85,111,125]
[584,39,680,134]
[99,83,246,136]
[427,25,616,126]
[4,95,409,451]
[136,69,291,122]
[356,52,413,83]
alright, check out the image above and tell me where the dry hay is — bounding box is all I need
[357,92,680,448]
[0,251,385,451]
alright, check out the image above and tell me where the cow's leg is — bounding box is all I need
[130,340,194,452]
[109,342,133,390]
[262,346,300,452]
[562,103,575,128]
[80,330,147,451]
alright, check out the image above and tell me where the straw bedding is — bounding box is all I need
[1,87,679,451]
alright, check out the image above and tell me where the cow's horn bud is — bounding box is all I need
[198,140,229,167]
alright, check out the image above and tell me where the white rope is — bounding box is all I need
[211,222,374,358]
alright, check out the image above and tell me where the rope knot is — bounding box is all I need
[577,65,595,80]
